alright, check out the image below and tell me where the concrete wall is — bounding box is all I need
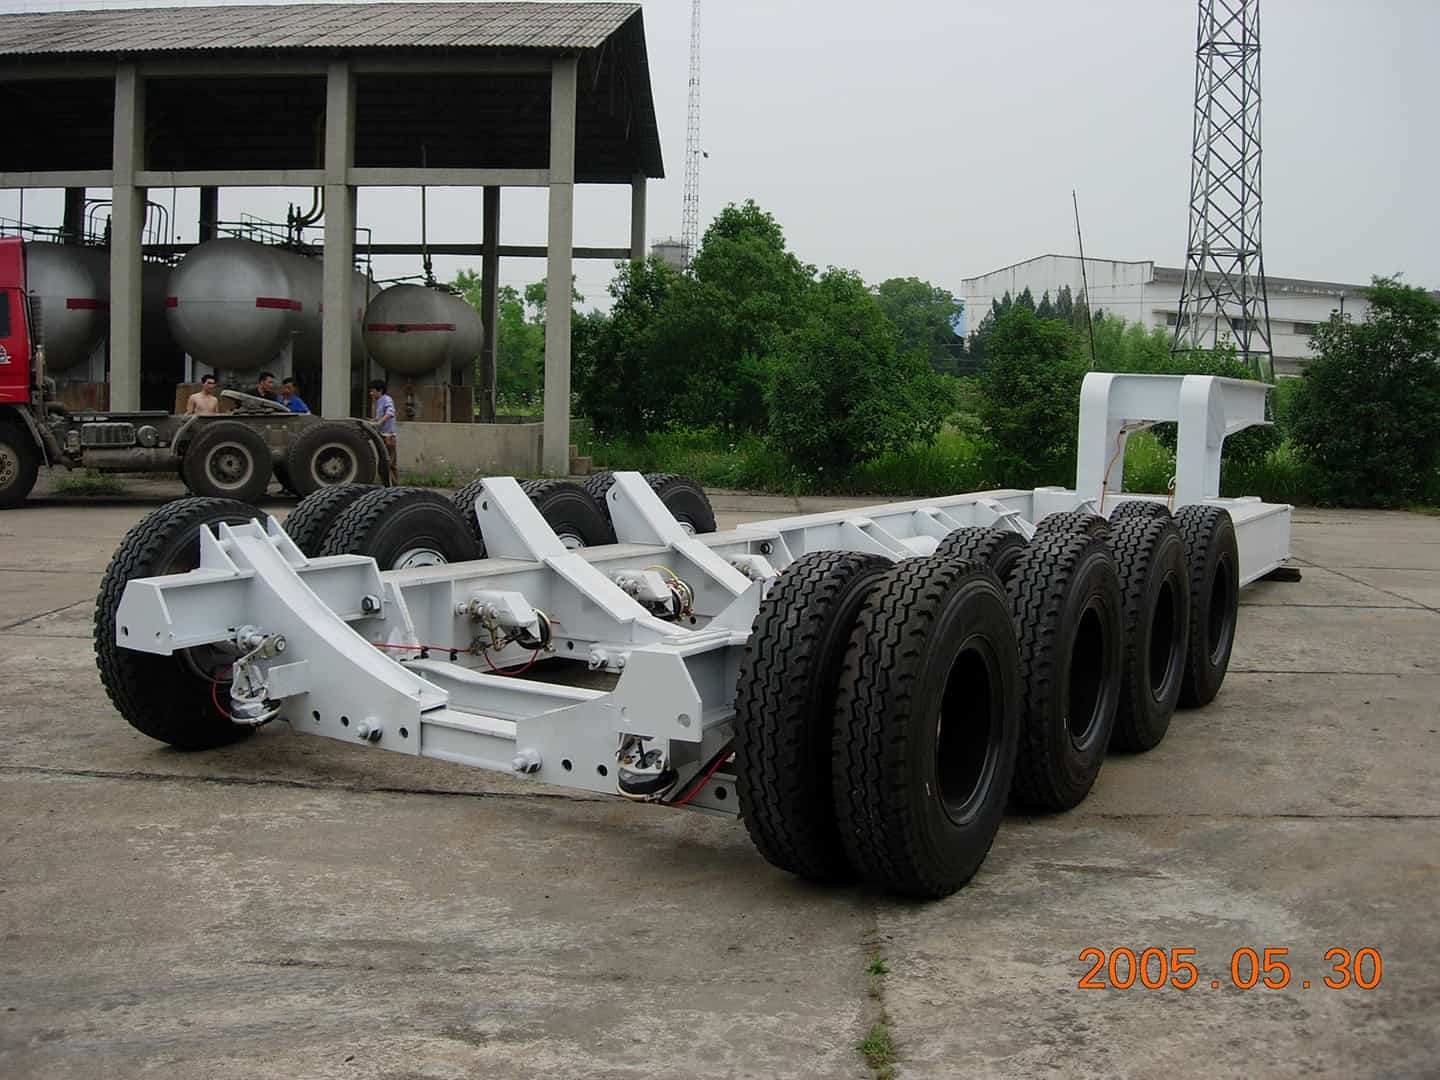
[397,421,543,476]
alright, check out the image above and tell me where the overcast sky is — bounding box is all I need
[2,0,1437,307]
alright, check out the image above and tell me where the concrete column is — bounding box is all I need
[542,57,578,475]
[62,188,85,243]
[477,185,501,423]
[198,186,219,242]
[630,173,647,261]
[109,64,145,412]
[321,60,356,418]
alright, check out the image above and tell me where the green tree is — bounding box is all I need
[1289,277,1440,506]
[874,276,965,376]
[976,306,1088,487]
[575,256,684,436]
[766,269,953,474]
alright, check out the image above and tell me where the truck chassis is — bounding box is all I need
[99,374,1292,897]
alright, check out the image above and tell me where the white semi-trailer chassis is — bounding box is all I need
[101,374,1292,896]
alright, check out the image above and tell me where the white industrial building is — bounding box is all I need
[959,255,1382,377]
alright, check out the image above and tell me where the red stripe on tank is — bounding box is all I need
[66,297,109,310]
[164,296,178,307]
[364,323,456,333]
[255,297,302,311]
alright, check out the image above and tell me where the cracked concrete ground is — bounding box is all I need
[0,490,1437,1078]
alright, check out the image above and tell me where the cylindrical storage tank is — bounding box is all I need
[23,242,107,373]
[166,238,302,372]
[363,284,484,377]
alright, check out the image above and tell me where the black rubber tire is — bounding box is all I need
[521,479,615,548]
[283,483,377,558]
[934,526,1028,585]
[646,473,717,534]
[1174,504,1240,708]
[1007,533,1124,811]
[1109,516,1191,752]
[1033,510,1112,541]
[582,471,617,520]
[181,420,272,503]
[320,487,482,569]
[0,422,41,508]
[733,551,893,883]
[832,558,1022,898]
[94,497,264,749]
[285,421,377,498]
[1109,500,1171,523]
[449,477,489,557]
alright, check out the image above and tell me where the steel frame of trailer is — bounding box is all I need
[110,374,1292,816]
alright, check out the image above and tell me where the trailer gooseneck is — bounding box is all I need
[97,373,1292,898]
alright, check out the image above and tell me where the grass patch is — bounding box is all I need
[54,471,127,496]
[581,423,989,498]
[401,466,463,489]
[858,1020,897,1079]
[865,954,890,977]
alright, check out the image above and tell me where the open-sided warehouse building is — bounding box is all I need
[0,1,663,472]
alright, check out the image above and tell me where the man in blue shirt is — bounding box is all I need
[279,378,310,413]
[368,378,399,484]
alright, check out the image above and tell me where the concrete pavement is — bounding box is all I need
[0,493,1436,1078]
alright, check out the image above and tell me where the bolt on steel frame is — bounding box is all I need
[111,374,1292,814]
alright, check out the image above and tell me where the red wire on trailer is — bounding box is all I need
[667,743,734,807]
[210,674,232,720]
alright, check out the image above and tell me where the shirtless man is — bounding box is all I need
[184,373,221,415]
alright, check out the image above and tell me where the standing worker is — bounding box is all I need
[368,378,399,484]
[279,378,310,413]
[184,373,221,415]
[255,370,278,401]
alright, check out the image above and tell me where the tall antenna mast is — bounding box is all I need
[681,0,702,271]
[1173,0,1274,380]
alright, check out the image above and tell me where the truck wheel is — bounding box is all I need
[733,550,892,883]
[283,484,377,558]
[0,422,41,508]
[450,478,489,557]
[582,471,617,517]
[1109,500,1171,523]
[1033,510,1111,541]
[273,459,298,496]
[320,488,481,569]
[1174,505,1240,708]
[1007,533,1123,811]
[521,479,615,549]
[94,497,264,749]
[832,558,1021,898]
[645,473,716,534]
[286,421,377,497]
[182,420,271,503]
[1109,516,1190,751]
[934,526,1028,584]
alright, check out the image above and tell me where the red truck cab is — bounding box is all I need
[0,237,36,406]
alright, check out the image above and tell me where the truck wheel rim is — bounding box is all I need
[0,446,16,487]
[314,443,359,485]
[557,531,586,550]
[207,443,254,490]
[394,547,447,569]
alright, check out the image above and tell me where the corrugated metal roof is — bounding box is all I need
[0,2,641,56]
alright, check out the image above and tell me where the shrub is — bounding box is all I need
[765,269,953,475]
[975,307,1088,487]
[1289,278,1440,507]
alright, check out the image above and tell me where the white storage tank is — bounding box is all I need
[363,284,483,377]
[23,242,107,373]
[166,237,370,373]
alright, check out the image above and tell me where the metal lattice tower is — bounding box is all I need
[680,0,702,270]
[1173,0,1274,379]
